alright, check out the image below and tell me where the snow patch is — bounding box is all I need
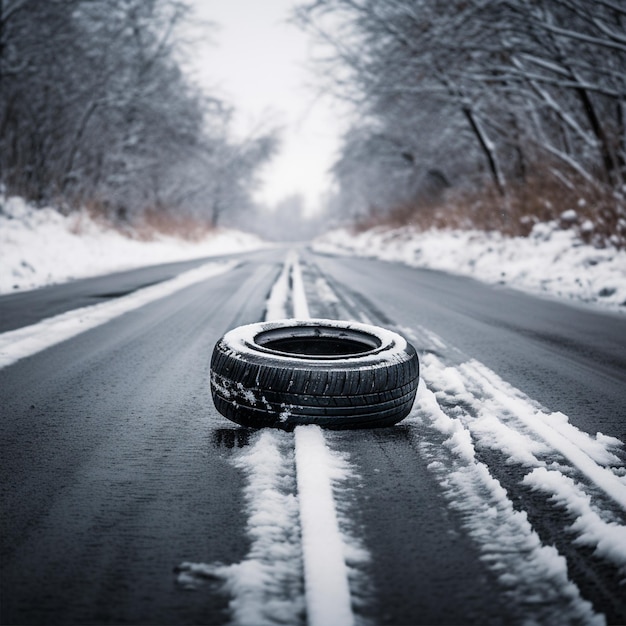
[460,360,626,509]
[295,425,356,626]
[314,225,626,311]
[411,383,605,626]
[315,276,340,304]
[0,260,237,369]
[0,194,265,294]
[523,468,626,578]
[176,430,304,626]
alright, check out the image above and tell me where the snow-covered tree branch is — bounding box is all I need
[295,0,626,245]
[0,0,278,230]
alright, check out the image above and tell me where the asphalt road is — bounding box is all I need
[309,251,626,442]
[1,247,625,625]
[0,255,244,333]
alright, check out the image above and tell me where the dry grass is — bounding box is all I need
[70,200,217,241]
[356,169,626,250]
[135,208,216,242]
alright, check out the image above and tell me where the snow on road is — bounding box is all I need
[412,380,604,626]
[4,207,622,623]
[308,257,624,624]
[402,324,624,624]
[195,250,625,625]
[0,260,238,369]
[314,224,626,312]
[177,429,304,625]
[267,251,624,625]
[0,195,265,294]
[264,250,310,321]
[180,251,365,626]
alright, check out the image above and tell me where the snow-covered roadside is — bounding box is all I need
[0,195,266,294]
[313,223,626,312]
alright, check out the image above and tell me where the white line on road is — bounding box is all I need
[290,252,310,320]
[265,254,291,320]
[287,250,355,626]
[295,425,355,626]
[0,260,238,370]
[265,250,310,320]
[262,250,357,625]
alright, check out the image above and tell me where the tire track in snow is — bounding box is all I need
[305,258,623,624]
[407,325,626,623]
[410,378,606,625]
[404,326,625,624]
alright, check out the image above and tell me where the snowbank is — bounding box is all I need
[0,195,266,294]
[314,224,626,312]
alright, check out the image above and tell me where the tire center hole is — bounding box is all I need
[256,327,381,358]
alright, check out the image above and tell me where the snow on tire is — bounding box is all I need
[210,318,420,429]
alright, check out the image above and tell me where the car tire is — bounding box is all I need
[210,318,419,430]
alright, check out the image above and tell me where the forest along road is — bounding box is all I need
[1,246,625,626]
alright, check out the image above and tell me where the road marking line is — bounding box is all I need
[265,250,357,626]
[265,255,291,320]
[290,252,310,320]
[0,261,237,370]
[295,425,355,626]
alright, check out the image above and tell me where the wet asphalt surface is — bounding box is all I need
[309,251,626,443]
[1,247,625,625]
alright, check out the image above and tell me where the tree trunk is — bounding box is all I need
[575,86,619,187]
[462,105,507,196]
[61,100,99,193]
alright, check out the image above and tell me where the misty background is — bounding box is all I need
[0,0,624,247]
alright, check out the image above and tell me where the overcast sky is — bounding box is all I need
[185,0,343,215]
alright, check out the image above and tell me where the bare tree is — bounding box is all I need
[295,0,626,228]
[0,0,278,230]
